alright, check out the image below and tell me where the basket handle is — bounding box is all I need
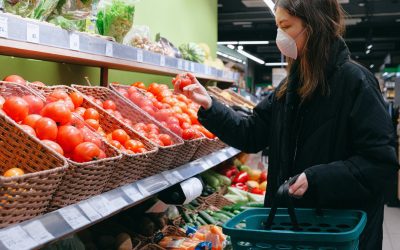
[264,174,300,230]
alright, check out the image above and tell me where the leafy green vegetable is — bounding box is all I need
[29,0,60,21]
[179,43,206,63]
[48,15,86,31]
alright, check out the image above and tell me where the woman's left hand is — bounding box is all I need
[289,173,308,198]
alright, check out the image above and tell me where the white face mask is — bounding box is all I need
[276,28,305,59]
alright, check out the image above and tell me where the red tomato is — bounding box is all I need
[72,142,101,163]
[30,81,46,87]
[174,74,194,91]
[146,123,159,132]
[128,86,138,96]
[124,139,144,153]
[154,109,173,122]
[69,92,83,109]
[147,83,160,94]
[57,125,83,152]
[81,129,102,147]
[41,140,64,156]
[0,96,5,109]
[133,122,147,132]
[112,129,130,144]
[83,108,100,120]
[20,124,36,137]
[109,140,123,150]
[113,111,123,120]
[85,119,100,130]
[22,95,44,114]
[148,128,159,135]
[141,105,155,117]
[158,134,173,146]
[182,128,198,140]
[153,101,164,110]
[47,90,69,103]
[136,148,147,153]
[22,114,42,128]
[75,107,86,117]
[103,100,116,110]
[94,99,103,108]
[132,82,146,90]
[3,75,25,85]
[122,118,133,127]
[167,123,183,137]
[176,113,191,126]
[181,122,191,130]
[41,101,72,125]
[35,117,58,140]
[147,134,164,146]
[98,150,107,159]
[68,114,84,128]
[118,88,129,98]
[171,106,183,114]
[3,96,29,122]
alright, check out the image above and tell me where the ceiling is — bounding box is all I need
[218,0,400,72]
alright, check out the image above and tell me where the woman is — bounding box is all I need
[175,0,398,249]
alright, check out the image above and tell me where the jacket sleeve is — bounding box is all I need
[304,76,399,207]
[197,94,274,153]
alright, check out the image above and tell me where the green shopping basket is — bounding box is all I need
[223,176,367,250]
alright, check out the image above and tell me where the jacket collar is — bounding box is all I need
[326,37,351,80]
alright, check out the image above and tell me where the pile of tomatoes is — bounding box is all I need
[120,79,216,141]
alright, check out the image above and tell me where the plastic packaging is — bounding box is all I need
[3,0,60,21]
[189,225,226,250]
[159,236,211,250]
[96,0,137,42]
[123,25,152,49]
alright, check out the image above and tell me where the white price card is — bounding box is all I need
[89,196,113,217]
[178,59,183,70]
[105,42,113,57]
[111,197,128,210]
[122,185,143,202]
[190,63,195,72]
[160,55,166,67]
[26,23,39,43]
[69,33,80,51]
[0,226,37,250]
[59,206,90,230]
[22,221,53,245]
[0,17,8,38]
[205,66,211,75]
[137,50,144,62]
[184,61,190,71]
[79,202,102,222]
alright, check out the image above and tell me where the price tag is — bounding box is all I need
[0,226,37,250]
[89,196,113,217]
[105,42,113,57]
[137,50,144,62]
[69,33,80,51]
[190,63,195,72]
[160,55,166,67]
[79,202,102,221]
[205,66,211,75]
[184,61,190,71]
[0,17,8,38]
[22,221,53,245]
[201,159,212,170]
[122,185,143,202]
[177,59,183,70]
[111,197,128,210]
[26,23,39,43]
[59,206,89,230]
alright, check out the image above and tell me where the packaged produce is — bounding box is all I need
[190,225,226,250]
[179,43,206,63]
[156,33,182,58]
[159,236,211,250]
[3,0,60,21]
[48,15,86,31]
[96,0,137,42]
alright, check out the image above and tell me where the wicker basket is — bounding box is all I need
[204,193,234,209]
[0,83,69,228]
[208,86,254,109]
[30,85,159,191]
[110,84,205,167]
[191,137,226,160]
[226,89,256,108]
[140,243,165,250]
[12,84,123,209]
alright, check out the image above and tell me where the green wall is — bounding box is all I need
[0,0,218,86]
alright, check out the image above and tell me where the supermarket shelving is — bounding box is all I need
[0,147,240,250]
[0,13,239,86]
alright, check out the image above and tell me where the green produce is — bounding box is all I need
[201,172,220,189]
[97,0,136,42]
[178,206,192,224]
[233,159,242,168]
[30,0,60,21]
[238,165,251,173]
[179,43,206,63]
[42,235,85,250]
[4,0,60,21]
[198,211,217,225]
[212,211,231,222]
[210,171,232,186]
[49,15,86,31]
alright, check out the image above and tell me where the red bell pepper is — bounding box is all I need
[233,171,249,184]
[220,166,239,178]
[251,187,264,195]
[231,183,248,191]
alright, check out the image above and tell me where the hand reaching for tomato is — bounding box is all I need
[173,73,212,110]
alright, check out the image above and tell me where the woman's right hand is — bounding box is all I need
[174,73,212,110]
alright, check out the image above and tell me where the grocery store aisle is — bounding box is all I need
[383,206,400,250]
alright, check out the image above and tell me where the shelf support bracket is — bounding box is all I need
[100,67,109,87]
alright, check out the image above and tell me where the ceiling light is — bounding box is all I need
[367,44,373,49]
[396,19,400,23]
[366,50,371,54]
[358,3,365,7]
[217,51,244,64]
[233,21,253,26]
[238,45,244,50]
[238,41,270,45]
[263,0,275,16]
[218,4,223,7]
[370,64,374,69]
[265,62,288,66]
[227,44,235,49]
[217,41,238,45]
[237,49,265,64]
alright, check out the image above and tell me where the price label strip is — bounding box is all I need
[162,170,184,185]
[190,63,195,72]
[205,66,211,75]
[79,202,102,222]
[69,33,80,51]
[122,184,144,202]
[105,42,113,57]
[0,17,8,38]
[22,221,54,245]
[0,226,37,250]
[160,55,166,67]
[89,196,113,217]
[137,50,144,62]
[216,153,226,162]
[111,197,128,210]
[184,61,190,71]
[26,23,39,43]
[178,59,183,70]
[59,206,90,230]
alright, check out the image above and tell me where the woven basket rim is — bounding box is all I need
[73,84,186,150]
[0,162,68,182]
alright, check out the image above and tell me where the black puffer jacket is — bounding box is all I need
[198,38,398,250]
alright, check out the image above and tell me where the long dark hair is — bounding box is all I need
[275,0,346,100]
